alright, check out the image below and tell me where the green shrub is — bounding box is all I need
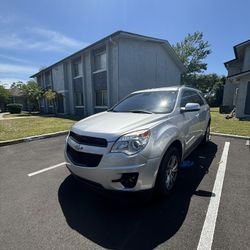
[7,103,23,114]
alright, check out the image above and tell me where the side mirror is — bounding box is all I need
[180,103,201,113]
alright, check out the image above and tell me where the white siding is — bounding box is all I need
[236,74,250,118]
[243,46,250,72]
[107,40,119,107]
[222,80,238,108]
[118,38,181,99]
[84,51,94,116]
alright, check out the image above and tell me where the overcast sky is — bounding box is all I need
[0,0,249,87]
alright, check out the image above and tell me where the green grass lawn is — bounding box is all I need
[210,108,250,137]
[0,116,77,141]
[0,108,249,141]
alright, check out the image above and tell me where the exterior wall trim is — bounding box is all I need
[30,30,185,78]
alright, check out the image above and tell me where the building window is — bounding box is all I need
[72,58,82,78]
[45,71,52,87]
[37,76,42,87]
[47,99,53,107]
[40,97,45,107]
[96,90,107,107]
[92,46,107,108]
[93,48,106,72]
[75,93,84,106]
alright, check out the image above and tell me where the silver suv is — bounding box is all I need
[65,86,210,196]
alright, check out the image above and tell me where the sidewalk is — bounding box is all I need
[0,112,9,118]
[0,112,36,120]
[0,116,37,120]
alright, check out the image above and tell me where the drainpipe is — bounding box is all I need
[109,36,119,103]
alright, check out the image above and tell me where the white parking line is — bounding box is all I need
[27,162,67,177]
[197,141,230,250]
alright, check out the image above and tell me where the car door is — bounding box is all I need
[179,90,201,150]
[192,91,208,135]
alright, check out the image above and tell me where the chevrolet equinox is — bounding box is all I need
[65,86,211,196]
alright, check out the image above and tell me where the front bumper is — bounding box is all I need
[64,137,161,191]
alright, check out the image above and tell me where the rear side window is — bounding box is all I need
[180,90,204,107]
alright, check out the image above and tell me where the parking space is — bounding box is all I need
[0,135,249,250]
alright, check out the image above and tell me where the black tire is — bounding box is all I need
[155,146,180,197]
[201,122,210,145]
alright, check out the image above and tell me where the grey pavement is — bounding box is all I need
[0,135,249,250]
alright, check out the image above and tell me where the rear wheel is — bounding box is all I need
[155,147,180,196]
[202,122,210,145]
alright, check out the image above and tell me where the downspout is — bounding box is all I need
[109,36,119,103]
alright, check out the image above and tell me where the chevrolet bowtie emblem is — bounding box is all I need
[74,143,84,151]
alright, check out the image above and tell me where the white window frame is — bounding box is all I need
[95,89,107,108]
[74,92,84,107]
[92,68,106,74]
[73,74,83,80]
[93,50,106,72]
[72,58,82,78]
[45,71,52,87]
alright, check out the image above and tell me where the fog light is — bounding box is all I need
[112,173,139,188]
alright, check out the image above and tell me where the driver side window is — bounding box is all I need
[180,90,195,107]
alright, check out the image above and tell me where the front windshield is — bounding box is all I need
[110,90,178,114]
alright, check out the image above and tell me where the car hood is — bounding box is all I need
[71,111,166,141]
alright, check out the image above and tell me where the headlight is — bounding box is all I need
[111,129,150,155]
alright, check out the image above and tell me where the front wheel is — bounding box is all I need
[155,147,180,196]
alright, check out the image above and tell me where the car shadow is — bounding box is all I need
[58,142,217,250]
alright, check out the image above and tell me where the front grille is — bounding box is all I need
[67,144,102,167]
[69,131,108,148]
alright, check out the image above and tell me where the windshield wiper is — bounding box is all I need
[108,109,153,114]
[129,110,153,114]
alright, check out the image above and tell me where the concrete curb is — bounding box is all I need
[0,130,249,147]
[0,130,69,147]
[210,132,250,140]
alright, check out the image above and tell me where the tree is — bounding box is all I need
[184,73,225,106]
[43,89,58,114]
[173,31,212,83]
[173,32,225,107]
[205,76,225,107]
[183,73,223,92]
[17,80,43,113]
[0,84,11,111]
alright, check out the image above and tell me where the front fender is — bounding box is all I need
[141,123,184,159]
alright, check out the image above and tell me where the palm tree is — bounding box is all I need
[43,89,58,115]
[15,80,43,113]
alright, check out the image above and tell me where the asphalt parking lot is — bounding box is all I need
[0,135,249,250]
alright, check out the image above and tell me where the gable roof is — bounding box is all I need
[227,69,250,79]
[224,39,250,68]
[30,30,185,78]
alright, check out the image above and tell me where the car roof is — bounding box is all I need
[132,85,199,94]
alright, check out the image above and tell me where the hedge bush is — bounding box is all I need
[7,103,23,114]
